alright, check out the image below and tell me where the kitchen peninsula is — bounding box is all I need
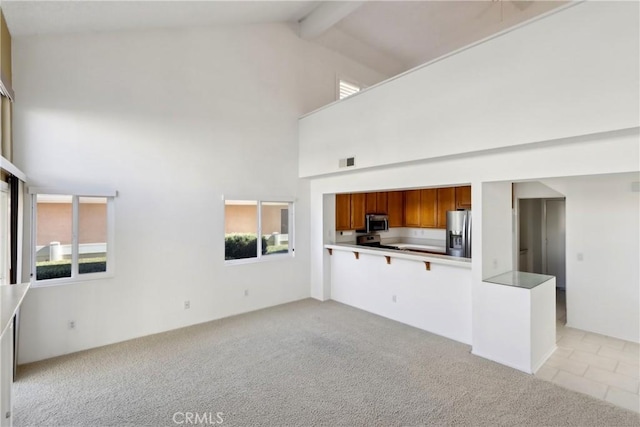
[325,243,472,344]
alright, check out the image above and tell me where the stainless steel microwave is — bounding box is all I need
[365,214,389,233]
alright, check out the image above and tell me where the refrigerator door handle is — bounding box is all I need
[461,213,467,258]
[467,212,472,258]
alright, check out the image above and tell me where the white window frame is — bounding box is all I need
[29,188,116,287]
[224,198,295,265]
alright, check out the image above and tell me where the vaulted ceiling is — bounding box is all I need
[1,0,567,77]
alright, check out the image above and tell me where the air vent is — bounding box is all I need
[339,157,356,168]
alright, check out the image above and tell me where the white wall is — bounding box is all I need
[481,182,513,279]
[299,1,639,177]
[542,173,640,342]
[13,23,390,363]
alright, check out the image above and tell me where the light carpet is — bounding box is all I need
[14,299,640,426]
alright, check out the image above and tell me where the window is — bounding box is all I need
[338,78,362,100]
[31,190,115,285]
[224,199,294,262]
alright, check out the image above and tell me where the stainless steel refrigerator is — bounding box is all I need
[446,210,472,258]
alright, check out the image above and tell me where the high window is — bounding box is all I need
[224,200,294,263]
[31,190,115,285]
[338,78,362,100]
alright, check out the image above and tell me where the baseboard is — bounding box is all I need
[532,345,558,374]
[471,350,532,374]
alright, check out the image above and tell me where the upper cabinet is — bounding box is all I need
[337,186,471,230]
[335,193,366,231]
[403,190,421,227]
[335,194,351,231]
[365,192,388,214]
[351,193,366,230]
[456,186,472,210]
[420,189,437,228]
[437,187,456,228]
[387,191,404,228]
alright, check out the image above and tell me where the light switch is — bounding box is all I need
[577,253,584,261]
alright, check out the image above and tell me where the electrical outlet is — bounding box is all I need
[577,253,584,261]
[68,321,76,330]
[244,289,249,297]
[392,295,397,303]
[492,259,498,269]
[184,300,190,310]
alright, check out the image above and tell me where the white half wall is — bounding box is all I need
[299,1,639,177]
[481,182,513,279]
[13,23,390,363]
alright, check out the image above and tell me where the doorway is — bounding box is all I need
[518,197,566,324]
[544,199,566,325]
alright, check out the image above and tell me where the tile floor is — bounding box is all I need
[535,289,640,413]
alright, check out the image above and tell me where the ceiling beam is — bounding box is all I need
[299,1,364,40]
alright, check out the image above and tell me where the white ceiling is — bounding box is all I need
[1,0,567,76]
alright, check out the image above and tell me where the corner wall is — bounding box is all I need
[542,174,640,341]
[13,23,390,363]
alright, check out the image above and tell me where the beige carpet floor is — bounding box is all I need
[14,299,640,426]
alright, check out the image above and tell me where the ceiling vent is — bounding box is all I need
[338,157,356,168]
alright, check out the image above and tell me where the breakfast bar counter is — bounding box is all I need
[325,243,472,344]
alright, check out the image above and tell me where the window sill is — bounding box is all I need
[31,272,115,288]
[224,253,295,266]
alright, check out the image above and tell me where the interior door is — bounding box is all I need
[545,199,566,289]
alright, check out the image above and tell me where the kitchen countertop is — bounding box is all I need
[1,283,30,338]
[389,243,446,253]
[483,271,554,289]
[325,243,471,268]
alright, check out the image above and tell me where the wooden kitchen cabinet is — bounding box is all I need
[351,193,366,230]
[376,192,388,214]
[420,189,438,228]
[437,187,456,228]
[456,185,472,210]
[365,192,388,214]
[403,190,421,227]
[405,189,437,228]
[336,193,366,230]
[335,193,352,230]
[387,191,404,227]
[365,193,377,214]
